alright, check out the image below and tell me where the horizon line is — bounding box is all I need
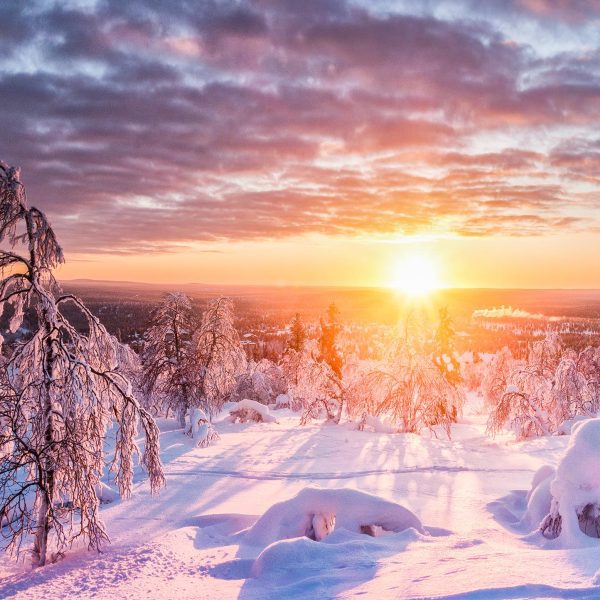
[59,278,600,292]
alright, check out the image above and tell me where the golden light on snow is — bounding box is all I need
[389,253,442,296]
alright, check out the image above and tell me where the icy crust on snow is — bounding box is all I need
[242,486,424,549]
[548,417,600,546]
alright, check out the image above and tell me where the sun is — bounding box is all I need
[389,254,442,296]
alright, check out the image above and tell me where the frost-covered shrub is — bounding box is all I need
[274,393,293,410]
[540,418,600,543]
[487,372,554,439]
[460,352,486,393]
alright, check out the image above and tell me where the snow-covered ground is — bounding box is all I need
[2,399,600,600]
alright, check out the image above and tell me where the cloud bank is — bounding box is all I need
[0,0,598,253]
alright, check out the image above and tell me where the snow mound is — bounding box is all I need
[229,399,277,423]
[521,466,554,531]
[243,487,424,548]
[526,465,555,503]
[557,415,590,436]
[251,527,420,578]
[541,418,600,544]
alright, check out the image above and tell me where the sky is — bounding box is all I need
[1,0,599,288]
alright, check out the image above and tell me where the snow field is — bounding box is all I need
[2,406,600,599]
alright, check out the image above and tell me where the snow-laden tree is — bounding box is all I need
[487,336,561,439]
[297,356,344,425]
[0,162,164,566]
[278,344,342,422]
[231,358,286,405]
[481,346,517,408]
[318,303,342,379]
[141,292,197,425]
[486,334,600,440]
[194,296,246,417]
[431,307,461,387]
[570,346,600,414]
[460,352,485,393]
[349,348,462,437]
[288,313,306,352]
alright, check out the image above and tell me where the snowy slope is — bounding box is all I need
[1,403,600,599]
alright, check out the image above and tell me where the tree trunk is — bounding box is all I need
[33,321,57,567]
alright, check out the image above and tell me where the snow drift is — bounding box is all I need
[243,487,424,548]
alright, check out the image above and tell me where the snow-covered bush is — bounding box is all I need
[186,407,219,447]
[540,418,600,543]
[487,372,554,439]
[274,393,293,410]
[228,399,277,424]
[460,352,486,393]
[243,487,424,548]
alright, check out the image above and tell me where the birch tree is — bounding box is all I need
[0,162,164,567]
[141,292,196,425]
[194,297,246,416]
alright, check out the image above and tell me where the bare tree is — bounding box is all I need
[0,162,164,567]
[141,292,197,426]
[194,297,246,417]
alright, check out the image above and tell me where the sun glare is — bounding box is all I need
[390,254,441,296]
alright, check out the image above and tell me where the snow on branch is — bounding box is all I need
[0,162,164,567]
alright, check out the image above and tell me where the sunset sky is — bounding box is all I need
[1,0,599,288]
